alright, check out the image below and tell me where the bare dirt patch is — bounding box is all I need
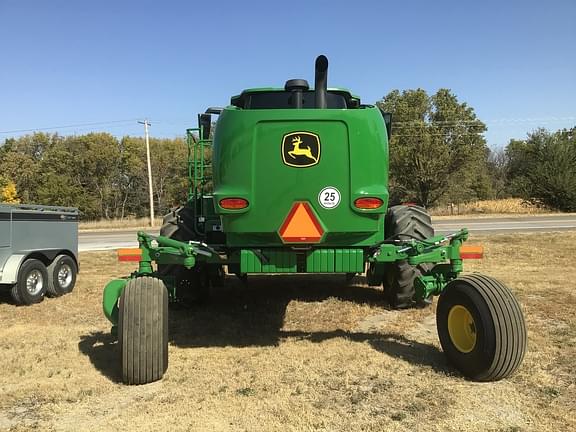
[1,232,575,431]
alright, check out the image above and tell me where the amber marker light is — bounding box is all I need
[459,245,484,259]
[354,197,383,209]
[220,198,249,210]
[117,248,142,262]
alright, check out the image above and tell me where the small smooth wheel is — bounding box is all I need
[11,259,48,305]
[437,274,527,381]
[119,276,168,385]
[47,254,77,297]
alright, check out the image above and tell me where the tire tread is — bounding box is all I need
[384,205,434,308]
[119,276,168,385]
[439,274,527,381]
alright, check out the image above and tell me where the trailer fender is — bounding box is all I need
[103,278,128,325]
[0,254,26,285]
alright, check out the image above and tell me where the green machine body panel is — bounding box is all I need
[306,248,364,273]
[240,249,297,273]
[212,106,389,248]
[238,248,365,274]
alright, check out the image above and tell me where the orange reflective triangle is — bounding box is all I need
[279,202,324,243]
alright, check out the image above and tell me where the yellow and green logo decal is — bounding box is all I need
[281,132,320,168]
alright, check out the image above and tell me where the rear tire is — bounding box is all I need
[119,277,168,385]
[46,255,77,297]
[436,274,527,381]
[345,272,356,283]
[11,259,48,305]
[159,206,196,242]
[159,206,214,304]
[172,265,211,304]
[383,205,434,308]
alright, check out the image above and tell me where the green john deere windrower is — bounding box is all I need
[102,55,526,385]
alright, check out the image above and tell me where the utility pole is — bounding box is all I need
[138,119,155,227]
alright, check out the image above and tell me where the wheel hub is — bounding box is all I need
[447,305,477,353]
[26,270,44,296]
[58,264,73,289]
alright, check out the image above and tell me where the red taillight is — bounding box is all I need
[220,198,249,210]
[354,197,383,209]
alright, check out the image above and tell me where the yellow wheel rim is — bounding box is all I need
[447,305,477,353]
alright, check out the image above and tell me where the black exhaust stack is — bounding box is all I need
[314,55,328,109]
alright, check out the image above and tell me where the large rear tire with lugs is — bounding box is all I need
[383,205,434,308]
[119,277,168,385]
[437,274,527,381]
[160,206,196,242]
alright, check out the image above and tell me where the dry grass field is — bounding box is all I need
[79,217,162,231]
[1,232,575,431]
[429,198,551,216]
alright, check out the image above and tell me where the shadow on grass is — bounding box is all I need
[169,274,453,374]
[79,273,454,381]
[78,332,122,383]
[168,273,386,348]
[0,287,19,305]
[281,329,452,374]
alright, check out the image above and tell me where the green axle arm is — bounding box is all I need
[369,229,469,300]
[103,232,219,325]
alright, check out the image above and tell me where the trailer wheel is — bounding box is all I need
[383,205,434,308]
[119,276,168,385]
[46,255,77,297]
[11,259,48,305]
[436,274,527,381]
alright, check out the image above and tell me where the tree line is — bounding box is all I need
[0,133,190,218]
[378,88,575,211]
[1,88,574,217]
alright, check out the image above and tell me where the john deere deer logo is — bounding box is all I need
[281,132,321,167]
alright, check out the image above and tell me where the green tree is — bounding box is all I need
[506,127,576,211]
[377,89,489,207]
[35,137,87,209]
[71,133,132,219]
[486,147,511,199]
[0,148,42,203]
[0,133,62,203]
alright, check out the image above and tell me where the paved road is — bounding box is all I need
[79,229,158,252]
[433,214,576,235]
[78,215,576,252]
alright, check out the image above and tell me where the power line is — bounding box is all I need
[1,115,573,137]
[0,118,141,135]
[391,116,576,126]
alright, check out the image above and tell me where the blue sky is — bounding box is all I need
[1,0,574,148]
